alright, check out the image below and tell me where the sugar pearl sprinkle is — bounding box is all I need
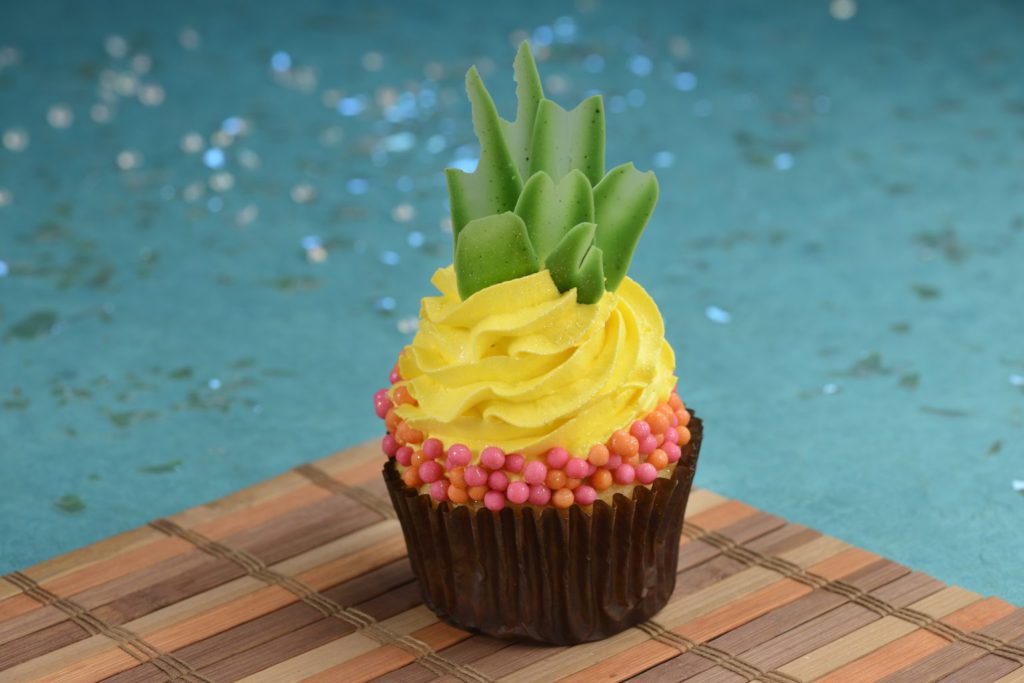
[374,359,692,510]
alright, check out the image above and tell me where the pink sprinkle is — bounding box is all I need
[587,463,597,476]
[429,480,448,502]
[419,461,443,484]
[630,420,651,440]
[523,461,548,486]
[374,389,393,419]
[574,485,597,506]
[390,369,401,384]
[381,434,399,457]
[480,446,506,470]
[663,441,682,463]
[636,463,658,484]
[447,444,472,467]
[464,465,488,487]
[664,427,679,444]
[488,471,509,492]
[422,438,443,460]
[484,490,506,512]
[505,453,525,473]
[506,481,530,504]
[639,434,658,455]
[669,412,679,427]
[395,446,413,467]
[529,484,552,506]
[545,447,569,469]
[614,464,636,485]
[565,457,589,479]
[606,454,622,470]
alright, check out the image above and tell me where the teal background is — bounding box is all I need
[0,0,1021,603]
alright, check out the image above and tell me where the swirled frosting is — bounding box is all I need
[392,266,676,458]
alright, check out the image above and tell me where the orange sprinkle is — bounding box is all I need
[546,470,567,490]
[467,485,487,501]
[552,488,574,509]
[677,426,692,445]
[448,466,466,488]
[448,485,468,504]
[393,385,418,406]
[566,478,581,490]
[647,410,669,434]
[655,433,665,447]
[647,449,668,470]
[385,409,402,433]
[677,409,691,427]
[587,444,610,467]
[396,422,424,444]
[409,450,426,467]
[592,468,613,491]
[668,394,683,410]
[402,467,422,488]
[611,430,639,457]
[625,454,640,468]
[657,403,674,417]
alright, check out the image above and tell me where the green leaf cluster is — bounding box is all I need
[448,42,659,303]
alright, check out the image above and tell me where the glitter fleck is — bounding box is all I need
[375,296,397,312]
[822,383,841,395]
[1013,480,1024,493]
[673,72,698,92]
[628,55,653,77]
[2,128,29,152]
[383,131,416,153]
[178,27,201,51]
[138,84,165,106]
[380,251,400,266]
[337,96,366,117]
[653,151,675,168]
[105,35,129,59]
[91,103,114,124]
[426,134,447,154]
[346,178,369,195]
[1010,374,1024,387]
[705,305,732,324]
[209,172,235,192]
[0,188,11,207]
[774,153,795,171]
[235,204,259,227]
[407,231,425,248]
[270,50,292,72]
[0,260,8,277]
[181,132,205,153]
[362,51,384,71]
[397,317,419,334]
[208,378,222,390]
[583,54,605,74]
[47,104,74,129]
[830,0,858,20]
[291,183,316,203]
[131,54,152,74]
[116,150,142,170]
[392,204,415,222]
[203,148,226,169]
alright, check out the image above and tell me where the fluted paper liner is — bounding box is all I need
[383,415,703,645]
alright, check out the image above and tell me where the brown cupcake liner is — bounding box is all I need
[382,414,703,645]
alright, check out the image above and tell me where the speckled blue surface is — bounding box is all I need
[1,0,1021,603]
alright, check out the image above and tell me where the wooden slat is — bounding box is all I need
[1,440,1018,683]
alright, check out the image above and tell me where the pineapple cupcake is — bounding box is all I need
[373,43,702,645]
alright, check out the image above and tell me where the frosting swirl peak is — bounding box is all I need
[393,266,675,458]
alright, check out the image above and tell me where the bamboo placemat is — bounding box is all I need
[2,441,1022,683]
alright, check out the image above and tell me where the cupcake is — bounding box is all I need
[374,43,702,645]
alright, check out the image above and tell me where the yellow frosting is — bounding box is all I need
[393,266,676,458]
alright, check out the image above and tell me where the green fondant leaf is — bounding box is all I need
[514,169,594,262]
[499,42,545,181]
[445,67,523,246]
[544,222,606,304]
[593,162,659,291]
[454,212,540,300]
[528,96,605,186]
